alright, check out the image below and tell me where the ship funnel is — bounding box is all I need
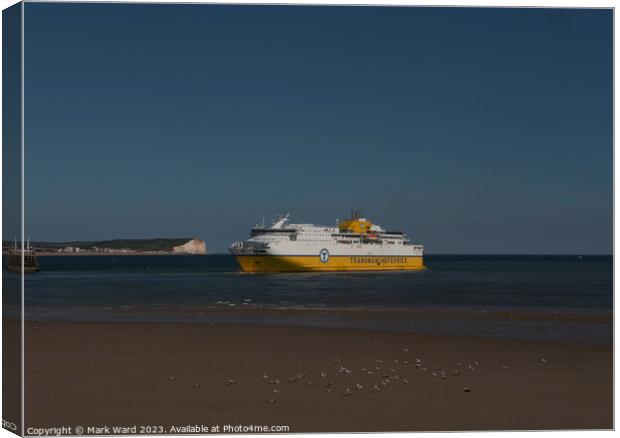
[271,213,290,229]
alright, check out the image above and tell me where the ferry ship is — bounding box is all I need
[229,212,424,272]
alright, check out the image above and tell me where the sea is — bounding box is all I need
[3,254,613,344]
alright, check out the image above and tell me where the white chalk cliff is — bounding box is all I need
[172,239,207,254]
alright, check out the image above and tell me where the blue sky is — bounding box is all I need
[22,4,612,254]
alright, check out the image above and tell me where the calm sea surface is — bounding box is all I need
[4,255,613,343]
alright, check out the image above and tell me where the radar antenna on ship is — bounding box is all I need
[254,217,267,229]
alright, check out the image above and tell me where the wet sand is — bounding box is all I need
[21,320,612,432]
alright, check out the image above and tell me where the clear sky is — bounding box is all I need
[23,4,612,254]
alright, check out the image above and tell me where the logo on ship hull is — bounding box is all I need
[319,248,330,263]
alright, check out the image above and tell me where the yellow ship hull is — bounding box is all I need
[234,255,425,273]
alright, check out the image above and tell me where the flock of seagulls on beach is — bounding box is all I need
[154,340,545,405]
[19,322,559,409]
[22,323,552,407]
[246,346,485,404]
[153,327,552,407]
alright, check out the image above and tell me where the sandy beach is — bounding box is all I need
[18,320,612,432]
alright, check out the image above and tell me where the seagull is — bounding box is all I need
[273,388,280,394]
[168,376,175,382]
[403,378,410,384]
[501,366,510,371]
[226,379,236,386]
[193,383,201,389]
[261,374,269,380]
[320,371,328,378]
[403,348,410,353]
[267,397,276,404]
[343,388,353,396]
[307,381,314,386]
[540,358,548,363]
[288,377,297,383]
[463,387,472,393]
[354,383,363,390]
